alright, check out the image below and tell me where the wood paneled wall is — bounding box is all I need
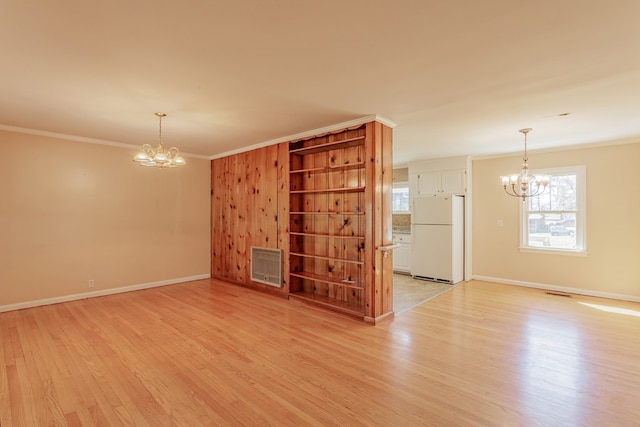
[210,121,392,322]
[211,143,289,294]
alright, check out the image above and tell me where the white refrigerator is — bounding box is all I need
[411,195,464,284]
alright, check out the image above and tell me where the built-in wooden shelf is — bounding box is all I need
[290,187,365,194]
[290,162,365,174]
[289,291,365,317]
[290,252,364,265]
[288,122,392,322]
[289,271,364,290]
[289,136,365,155]
[289,211,365,215]
[290,232,365,239]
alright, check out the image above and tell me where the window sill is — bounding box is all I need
[519,247,588,257]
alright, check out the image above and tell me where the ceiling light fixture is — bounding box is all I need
[500,128,550,201]
[133,113,185,168]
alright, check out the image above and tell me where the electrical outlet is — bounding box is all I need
[497,219,504,227]
[88,280,95,288]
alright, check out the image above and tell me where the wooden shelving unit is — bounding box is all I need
[287,122,394,322]
[290,187,365,194]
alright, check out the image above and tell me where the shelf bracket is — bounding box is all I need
[376,244,401,258]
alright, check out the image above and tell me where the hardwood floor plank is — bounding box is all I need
[2,278,640,426]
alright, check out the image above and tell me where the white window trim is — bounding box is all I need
[392,181,410,214]
[519,165,587,255]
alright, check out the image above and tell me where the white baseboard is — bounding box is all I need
[472,275,640,303]
[0,274,211,313]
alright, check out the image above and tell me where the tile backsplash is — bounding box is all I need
[392,214,411,227]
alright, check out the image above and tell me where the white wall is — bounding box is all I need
[1,130,211,309]
[472,141,640,300]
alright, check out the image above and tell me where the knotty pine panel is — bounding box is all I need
[211,143,288,294]
[287,122,392,320]
[235,151,248,284]
[213,155,225,278]
[277,142,290,293]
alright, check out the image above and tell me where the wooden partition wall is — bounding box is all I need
[211,120,393,322]
[210,143,290,295]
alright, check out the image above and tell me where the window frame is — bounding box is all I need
[519,165,587,255]
[392,181,410,214]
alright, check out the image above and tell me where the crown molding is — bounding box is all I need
[472,135,640,161]
[0,124,209,159]
[209,114,397,160]
[1,114,397,161]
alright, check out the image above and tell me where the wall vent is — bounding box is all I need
[250,247,282,287]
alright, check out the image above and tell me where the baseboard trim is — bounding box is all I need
[364,310,395,324]
[472,275,640,303]
[0,274,211,313]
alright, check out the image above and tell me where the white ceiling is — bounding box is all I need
[2,0,640,165]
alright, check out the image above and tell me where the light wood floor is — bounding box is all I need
[2,279,640,426]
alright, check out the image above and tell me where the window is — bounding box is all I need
[392,182,410,213]
[521,166,586,254]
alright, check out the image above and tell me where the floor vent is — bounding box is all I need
[546,291,572,298]
[251,247,282,287]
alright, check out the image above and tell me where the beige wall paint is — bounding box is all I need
[393,167,409,182]
[472,141,640,298]
[1,130,211,307]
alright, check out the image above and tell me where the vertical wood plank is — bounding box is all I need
[373,122,384,318]
[211,159,220,277]
[265,144,279,249]
[227,155,237,280]
[277,142,290,293]
[244,149,256,283]
[363,122,376,318]
[380,124,394,315]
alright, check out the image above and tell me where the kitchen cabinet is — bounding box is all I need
[414,169,466,196]
[392,233,412,273]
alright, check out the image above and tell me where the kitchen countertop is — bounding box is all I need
[392,227,411,234]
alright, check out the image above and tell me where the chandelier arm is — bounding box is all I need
[528,184,547,198]
[503,184,521,198]
[167,147,180,158]
[503,183,531,201]
[503,186,515,197]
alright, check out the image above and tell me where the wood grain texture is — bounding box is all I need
[288,123,392,321]
[2,279,640,426]
[211,143,288,294]
[277,142,290,294]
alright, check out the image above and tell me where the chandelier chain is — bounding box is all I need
[157,112,165,145]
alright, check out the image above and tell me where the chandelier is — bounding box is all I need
[500,128,550,201]
[133,113,185,168]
